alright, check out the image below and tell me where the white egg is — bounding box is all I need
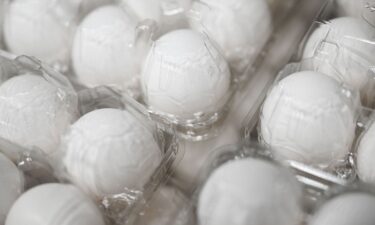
[356,120,375,184]
[135,185,191,225]
[309,192,375,225]
[188,0,272,74]
[141,29,231,119]
[0,153,23,225]
[260,71,358,168]
[303,17,375,98]
[3,0,78,69]
[72,5,140,89]
[5,183,105,225]
[172,122,239,193]
[0,74,78,158]
[61,108,162,198]
[198,158,303,225]
[119,0,192,35]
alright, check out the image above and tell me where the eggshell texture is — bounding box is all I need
[0,153,23,225]
[142,29,231,119]
[309,193,375,225]
[72,5,139,89]
[5,183,105,225]
[135,185,191,225]
[303,17,375,94]
[198,158,303,225]
[61,108,162,198]
[356,120,375,184]
[189,0,272,73]
[260,71,357,168]
[0,74,78,156]
[3,0,76,66]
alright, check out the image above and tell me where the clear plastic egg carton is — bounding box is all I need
[0,0,301,141]
[0,52,180,225]
[153,143,375,225]
[158,143,313,225]
[0,0,119,74]
[242,0,375,201]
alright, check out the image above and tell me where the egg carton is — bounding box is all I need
[0,53,180,225]
[158,143,323,225]
[154,142,375,225]
[0,0,301,141]
[242,0,375,204]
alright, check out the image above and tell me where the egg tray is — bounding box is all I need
[0,53,180,225]
[242,0,375,200]
[155,142,344,225]
[131,0,301,142]
[0,0,299,142]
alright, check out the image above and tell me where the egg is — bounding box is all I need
[72,5,140,90]
[188,0,272,74]
[61,108,162,198]
[3,0,78,70]
[172,122,239,193]
[118,0,192,36]
[303,17,375,100]
[260,71,358,168]
[0,74,78,158]
[0,153,23,225]
[309,192,375,225]
[356,120,375,184]
[134,185,191,225]
[141,29,231,119]
[5,183,105,225]
[198,158,303,225]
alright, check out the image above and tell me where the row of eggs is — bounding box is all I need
[0,0,273,121]
[0,66,169,224]
[185,145,375,225]
[183,2,375,225]
[1,150,189,225]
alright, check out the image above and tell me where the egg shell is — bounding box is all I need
[303,17,375,94]
[3,0,77,67]
[135,185,191,225]
[172,122,239,193]
[0,74,78,158]
[198,158,303,225]
[0,153,23,225]
[72,5,140,89]
[260,71,357,168]
[356,120,375,184]
[309,193,375,225]
[61,108,162,198]
[188,0,272,74]
[5,183,105,225]
[142,29,231,119]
